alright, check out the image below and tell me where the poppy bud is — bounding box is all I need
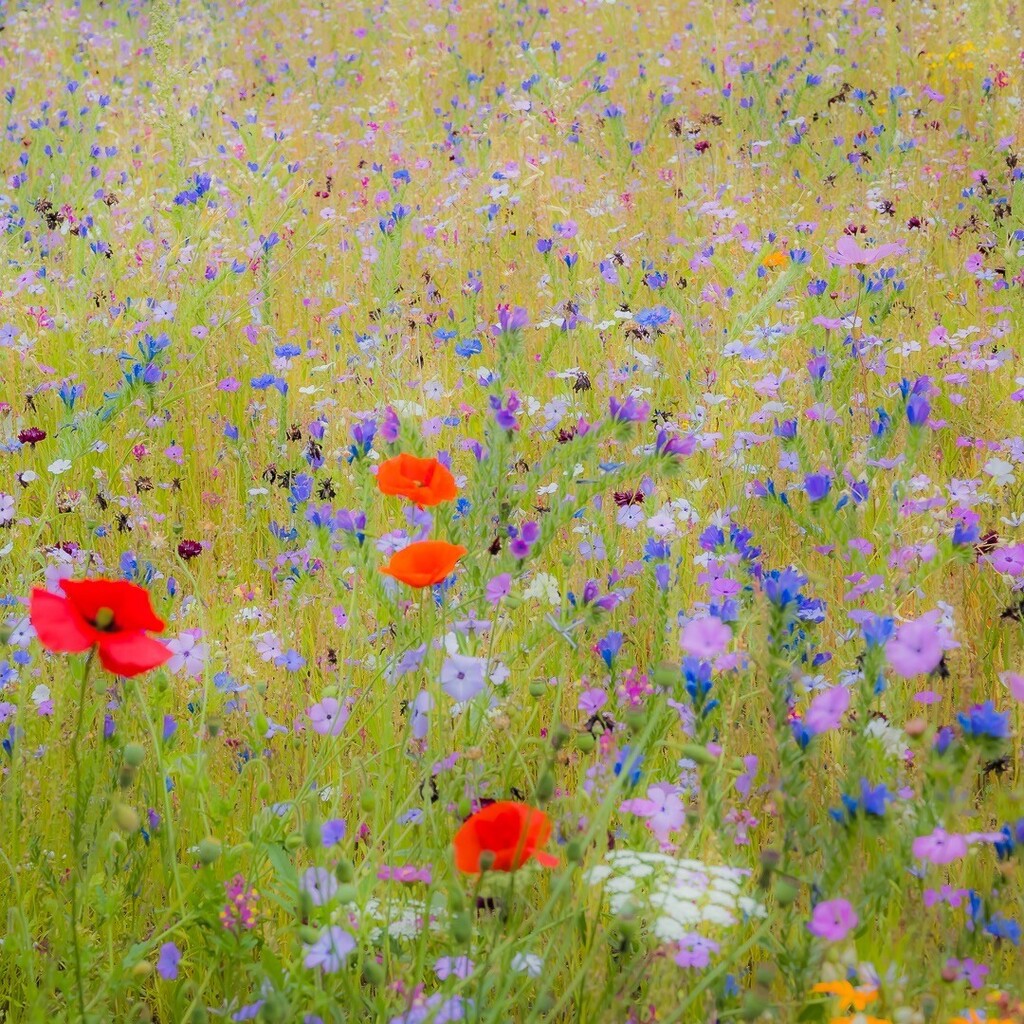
[529,680,546,698]
[131,961,153,978]
[774,876,799,906]
[118,764,137,789]
[680,742,716,765]
[740,992,770,1020]
[535,993,556,1015]
[257,782,271,802]
[303,817,322,849]
[197,837,222,864]
[457,797,472,819]
[298,925,320,944]
[123,742,145,766]
[451,911,472,944]
[535,770,555,803]
[566,840,584,863]
[576,733,595,753]
[255,713,269,736]
[651,663,678,688]
[479,850,495,871]
[448,886,466,912]
[284,832,303,851]
[360,790,376,813]
[336,883,357,904]
[298,891,314,920]
[550,724,570,750]
[114,803,141,833]
[335,858,355,883]
[362,960,385,986]
[625,709,645,732]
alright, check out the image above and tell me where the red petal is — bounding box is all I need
[60,579,165,632]
[29,589,96,653]
[531,850,559,868]
[97,632,171,677]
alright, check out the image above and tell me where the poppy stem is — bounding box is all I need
[69,648,96,1023]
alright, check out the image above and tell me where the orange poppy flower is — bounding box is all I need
[763,250,789,268]
[453,801,559,873]
[812,981,879,1012]
[380,540,468,588]
[376,454,458,507]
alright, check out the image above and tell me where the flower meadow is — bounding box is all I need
[2,0,1024,1020]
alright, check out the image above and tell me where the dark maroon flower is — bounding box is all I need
[177,539,203,560]
[18,427,46,446]
[613,490,644,507]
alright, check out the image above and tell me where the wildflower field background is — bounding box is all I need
[1,0,1024,1020]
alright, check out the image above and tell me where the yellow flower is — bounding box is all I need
[812,981,880,1012]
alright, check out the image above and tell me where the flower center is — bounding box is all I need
[93,606,116,630]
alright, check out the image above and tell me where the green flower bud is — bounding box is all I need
[335,858,355,883]
[529,680,546,698]
[680,743,716,765]
[117,764,137,789]
[303,817,322,849]
[197,838,222,865]
[284,832,303,851]
[122,742,145,767]
[336,883,357,904]
[114,803,141,833]
[359,790,376,813]
[576,733,595,753]
[535,993,556,1015]
[451,911,472,944]
[535,770,555,803]
[362,961,385,986]
[298,926,320,944]
[740,992,770,1021]
[566,840,584,863]
[774,876,799,906]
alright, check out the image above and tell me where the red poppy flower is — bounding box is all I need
[30,578,171,677]
[380,540,467,588]
[453,801,559,873]
[376,453,458,507]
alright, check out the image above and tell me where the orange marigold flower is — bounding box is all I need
[380,540,468,588]
[763,250,789,268]
[812,981,879,1012]
[376,453,458,507]
[453,801,559,873]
